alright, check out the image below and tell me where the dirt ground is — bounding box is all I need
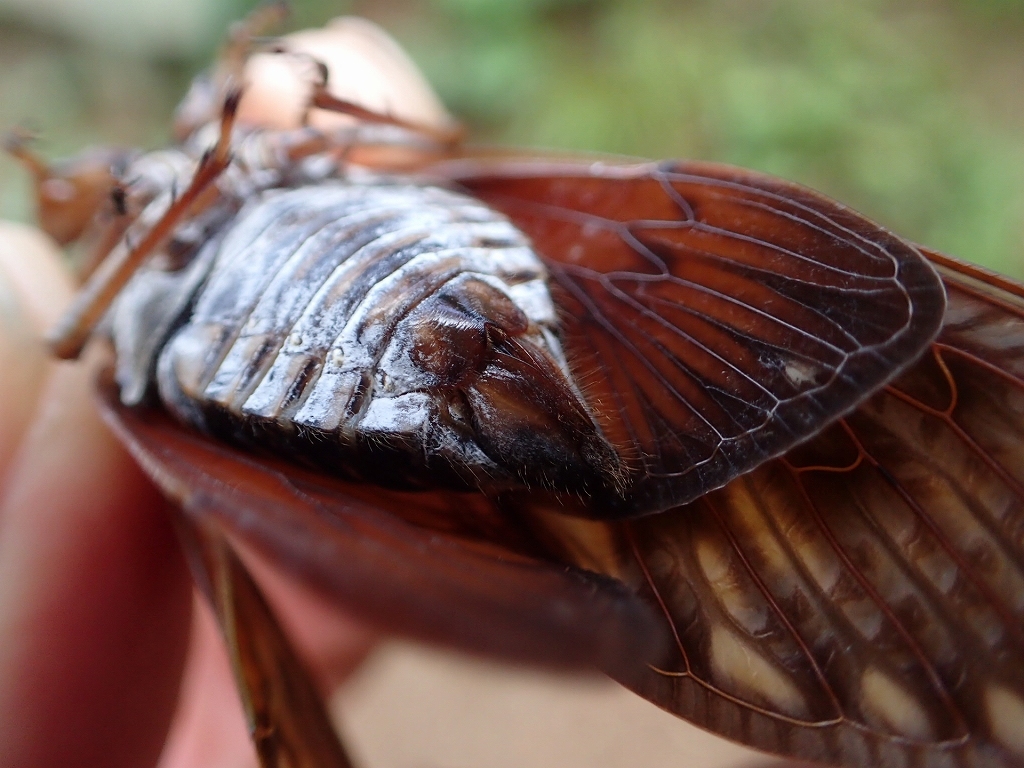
[336,641,770,768]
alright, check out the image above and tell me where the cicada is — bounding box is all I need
[8,7,1024,768]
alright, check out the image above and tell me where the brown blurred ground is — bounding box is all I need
[336,642,766,768]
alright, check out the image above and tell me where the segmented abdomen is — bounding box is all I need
[156,182,556,450]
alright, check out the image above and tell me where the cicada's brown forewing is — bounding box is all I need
[439,159,1022,766]
[96,376,664,678]
[514,250,1024,767]
[175,517,355,768]
[448,159,947,518]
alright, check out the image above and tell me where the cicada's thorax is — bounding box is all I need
[110,155,623,496]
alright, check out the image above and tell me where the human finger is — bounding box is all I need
[0,223,193,768]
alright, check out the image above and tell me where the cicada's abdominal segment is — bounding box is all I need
[113,181,623,495]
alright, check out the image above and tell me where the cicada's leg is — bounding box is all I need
[303,60,465,149]
[176,516,356,768]
[235,49,462,174]
[48,89,242,360]
[173,1,289,139]
[74,185,136,282]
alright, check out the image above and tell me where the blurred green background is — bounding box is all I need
[1,0,1022,275]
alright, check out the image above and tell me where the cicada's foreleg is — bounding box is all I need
[74,182,136,283]
[303,60,465,149]
[176,516,356,768]
[233,48,463,174]
[48,89,242,360]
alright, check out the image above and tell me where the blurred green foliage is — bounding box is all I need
[2,0,1023,274]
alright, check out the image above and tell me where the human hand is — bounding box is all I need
[0,220,379,768]
[0,219,193,767]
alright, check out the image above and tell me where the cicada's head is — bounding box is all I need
[5,131,134,247]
